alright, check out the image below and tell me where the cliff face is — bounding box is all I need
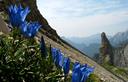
[1,0,59,41]
[99,32,128,68]
[99,32,114,64]
[113,44,128,67]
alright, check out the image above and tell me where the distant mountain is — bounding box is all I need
[80,43,100,57]
[67,34,101,46]
[110,30,128,47]
[62,34,111,58]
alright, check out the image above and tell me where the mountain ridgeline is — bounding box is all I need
[61,34,102,57]
[64,30,128,61]
[110,30,128,47]
[64,31,128,67]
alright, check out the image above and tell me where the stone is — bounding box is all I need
[0,16,10,34]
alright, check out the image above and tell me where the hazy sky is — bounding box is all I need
[37,0,128,37]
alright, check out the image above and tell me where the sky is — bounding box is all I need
[37,0,128,38]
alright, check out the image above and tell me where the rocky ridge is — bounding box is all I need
[99,32,114,64]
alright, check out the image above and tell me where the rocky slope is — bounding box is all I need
[0,15,10,34]
[0,0,126,82]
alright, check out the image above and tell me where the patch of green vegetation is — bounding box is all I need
[86,74,101,82]
[103,62,128,80]
[115,68,128,77]
[0,12,8,22]
[103,62,115,71]
[0,29,63,82]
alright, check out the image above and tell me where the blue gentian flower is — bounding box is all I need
[51,47,57,61]
[85,67,94,77]
[80,64,88,72]
[72,62,94,82]
[72,62,81,82]
[81,73,87,82]
[20,21,41,38]
[40,36,47,58]
[80,66,94,82]
[54,49,60,67]
[51,48,64,68]
[80,66,87,82]
[80,64,94,82]
[8,4,30,27]
[55,50,64,68]
[58,52,64,68]
[73,62,81,70]
[51,47,95,82]
[63,57,70,75]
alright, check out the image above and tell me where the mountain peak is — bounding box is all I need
[99,32,114,64]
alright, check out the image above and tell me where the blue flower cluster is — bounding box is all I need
[72,62,95,82]
[20,21,41,38]
[8,4,41,38]
[51,47,94,82]
[8,4,30,27]
[51,47,70,75]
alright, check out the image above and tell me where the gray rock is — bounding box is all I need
[0,16,10,34]
[113,44,128,67]
[99,32,114,64]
